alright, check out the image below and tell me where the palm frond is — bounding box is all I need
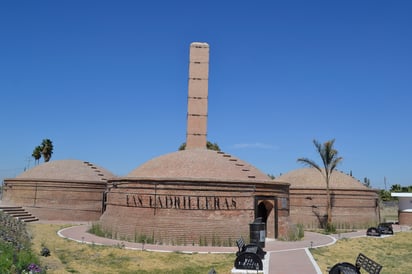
[297,157,322,173]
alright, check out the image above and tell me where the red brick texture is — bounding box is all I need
[2,179,106,221]
[100,179,291,245]
[289,188,379,228]
[398,211,412,225]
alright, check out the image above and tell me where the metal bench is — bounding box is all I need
[329,253,382,274]
[355,253,382,274]
[367,223,394,237]
[236,237,266,259]
[234,237,266,271]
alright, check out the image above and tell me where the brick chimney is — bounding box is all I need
[186,42,209,150]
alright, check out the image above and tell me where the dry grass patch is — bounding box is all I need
[311,231,412,274]
[27,223,235,274]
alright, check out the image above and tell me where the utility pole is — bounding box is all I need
[26,157,32,171]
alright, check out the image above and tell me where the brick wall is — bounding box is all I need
[100,179,290,245]
[2,179,106,221]
[398,211,412,225]
[290,188,379,228]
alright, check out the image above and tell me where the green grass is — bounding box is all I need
[29,223,235,274]
[311,231,412,274]
[28,221,412,274]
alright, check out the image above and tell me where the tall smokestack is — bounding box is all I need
[186,42,209,150]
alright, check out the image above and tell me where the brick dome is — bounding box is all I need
[16,159,115,182]
[126,149,271,183]
[277,168,367,189]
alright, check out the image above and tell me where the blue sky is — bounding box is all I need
[1,1,411,189]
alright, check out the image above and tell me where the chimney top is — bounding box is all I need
[186,42,210,150]
[190,42,209,48]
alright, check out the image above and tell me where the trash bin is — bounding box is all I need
[249,218,265,248]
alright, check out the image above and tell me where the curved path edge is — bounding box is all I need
[57,224,336,273]
[57,224,408,273]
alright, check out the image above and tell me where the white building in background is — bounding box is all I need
[391,193,412,225]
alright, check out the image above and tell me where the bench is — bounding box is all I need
[367,223,394,237]
[356,253,382,274]
[236,237,266,259]
[234,237,266,271]
[329,253,382,274]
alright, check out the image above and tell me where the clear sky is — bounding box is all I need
[1,1,411,189]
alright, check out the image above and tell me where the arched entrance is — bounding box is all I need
[254,196,278,238]
[257,201,269,224]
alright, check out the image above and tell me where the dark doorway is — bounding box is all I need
[257,202,268,224]
[254,196,278,238]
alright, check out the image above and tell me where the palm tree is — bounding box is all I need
[297,139,343,229]
[32,146,42,165]
[41,139,54,162]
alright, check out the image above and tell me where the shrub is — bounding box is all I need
[325,223,336,234]
[88,222,106,237]
[280,223,305,241]
[0,211,44,273]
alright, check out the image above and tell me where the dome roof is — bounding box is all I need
[277,168,367,189]
[126,149,271,183]
[15,160,115,183]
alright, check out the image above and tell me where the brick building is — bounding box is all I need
[100,149,290,245]
[277,168,380,229]
[100,42,291,245]
[1,42,381,246]
[2,160,113,221]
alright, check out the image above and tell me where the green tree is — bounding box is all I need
[380,184,412,201]
[297,139,343,229]
[267,174,275,180]
[379,189,392,201]
[178,141,220,151]
[41,139,54,162]
[32,146,42,165]
[390,184,402,193]
[206,141,220,151]
[363,177,371,188]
